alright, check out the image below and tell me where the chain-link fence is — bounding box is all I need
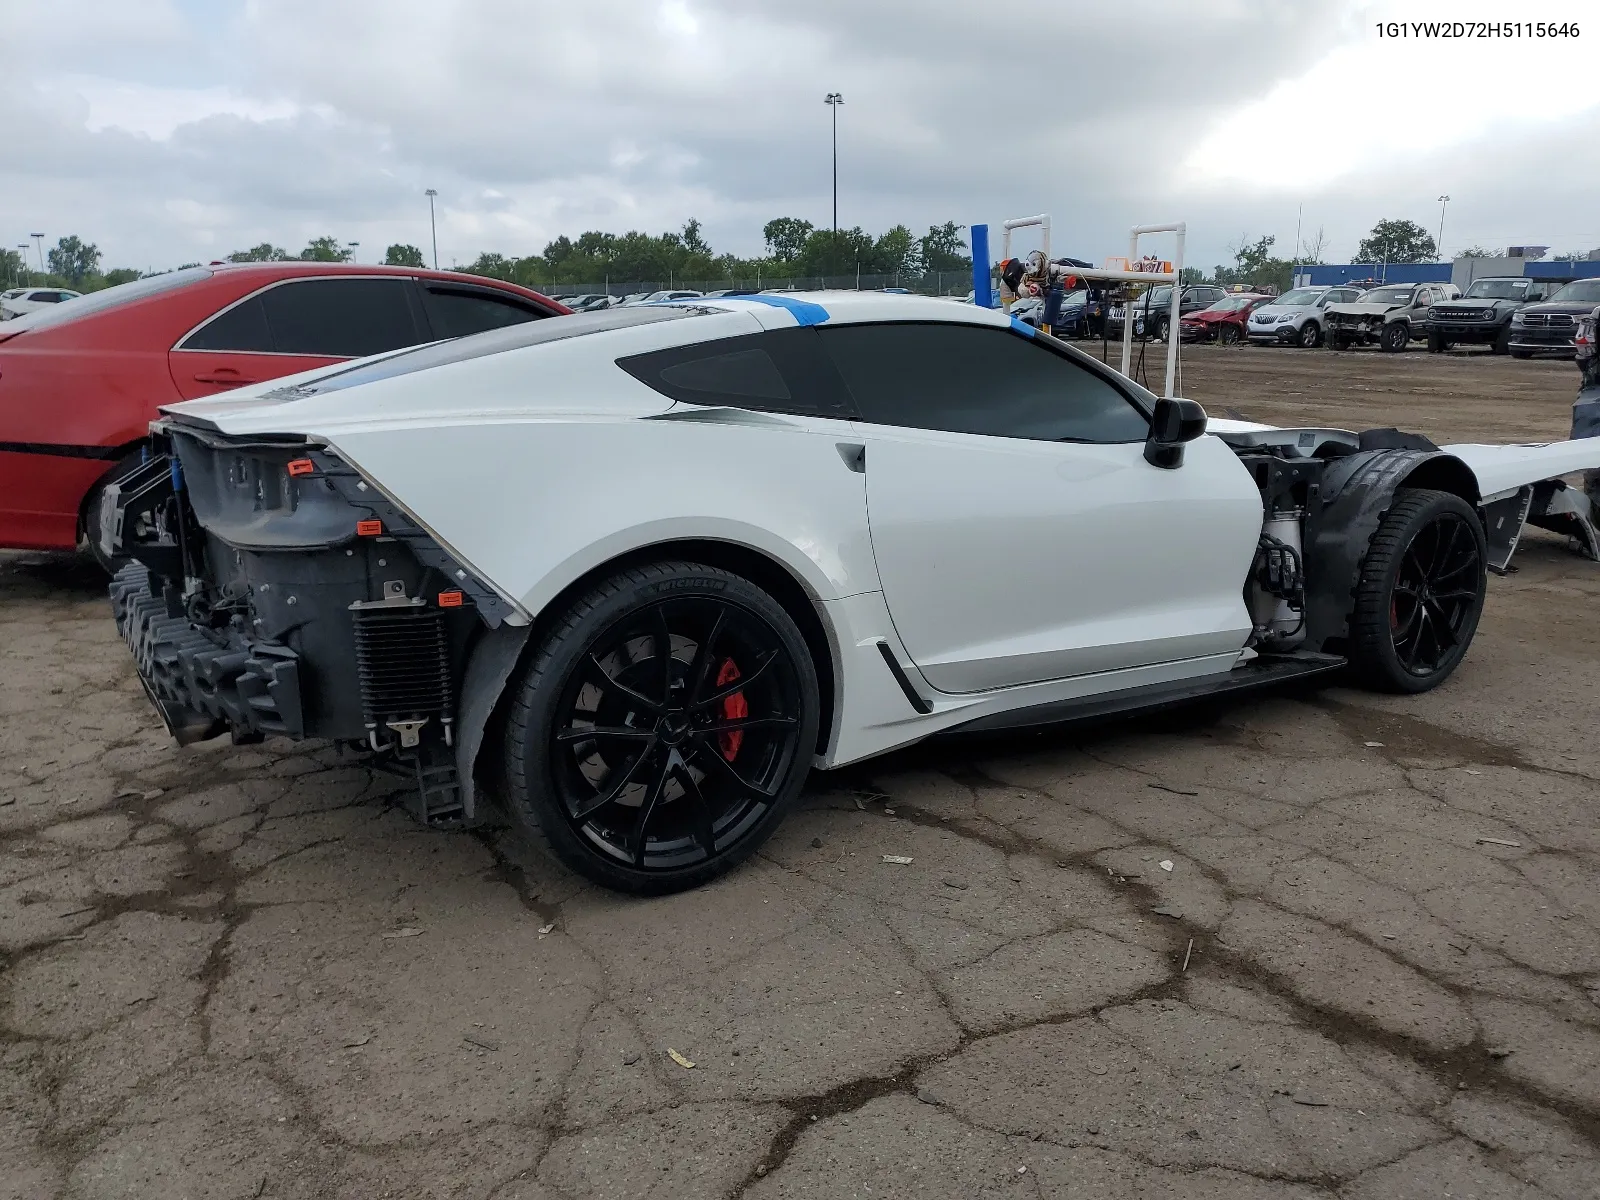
[532,271,975,299]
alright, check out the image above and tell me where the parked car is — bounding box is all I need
[1010,289,1090,334]
[1179,294,1273,344]
[1324,282,1455,352]
[1107,284,1226,341]
[0,262,568,560]
[1245,286,1366,348]
[102,292,1600,893]
[702,289,761,298]
[1506,278,1600,359]
[1426,276,1557,354]
[558,294,615,312]
[621,290,704,306]
[1,286,83,319]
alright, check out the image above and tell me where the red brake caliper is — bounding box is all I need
[715,658,747,761]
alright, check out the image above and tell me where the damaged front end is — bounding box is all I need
[102,421,519,828]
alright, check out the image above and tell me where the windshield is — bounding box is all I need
[1207,296,1258,313]
[1276,288,1323,306]
[1137,286,1172,307]
[1464,279,1530,300]
[1,267,214,333]
[1363,286,1414,305]
[1547,280,1600,304]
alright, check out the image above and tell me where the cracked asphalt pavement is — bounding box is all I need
[4,349,1600,1198]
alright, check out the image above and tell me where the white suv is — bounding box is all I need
[1246,285,1365,348]
[0,287,83,320]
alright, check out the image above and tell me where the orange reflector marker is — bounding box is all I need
[286,458,315,477]
[437,590,465,608]
[356,519,383,537]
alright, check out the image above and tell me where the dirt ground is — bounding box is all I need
[3,345,1599,1199]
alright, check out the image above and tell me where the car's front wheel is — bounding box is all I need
[1298,321,1321,349]
[1347,488,1486,694]
[1380,322,1409,352]
[502,561,819,894]
[1218,324,1242,345]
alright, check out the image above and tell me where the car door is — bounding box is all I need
[818,321,1264,694]
[169,275,424,400]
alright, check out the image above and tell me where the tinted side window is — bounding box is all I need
[181,296,273,352]
[422,286,547,339]
[260,278,419,357]
[616,327,851,417]
[821,323,1149,443]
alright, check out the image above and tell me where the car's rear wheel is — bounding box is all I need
[1298,321,1321,349]
[502,561,819,894]
[1380,322,1409,352]
[1347,489,1486,694]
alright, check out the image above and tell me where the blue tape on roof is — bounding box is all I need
[724,294,831,326]
[1010,316,1036,338]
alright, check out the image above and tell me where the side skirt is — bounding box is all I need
[943,651,1346,737]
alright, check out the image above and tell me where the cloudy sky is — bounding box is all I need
[4,0,1596,278]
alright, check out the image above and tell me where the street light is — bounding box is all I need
[1436,195,1450,260]
[824,93,843,265]
[30,233,44,273]
[347,241,359,263]
[425,189,439,270]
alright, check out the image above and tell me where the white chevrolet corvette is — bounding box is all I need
[103,292,1600,892]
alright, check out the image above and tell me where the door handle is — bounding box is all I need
[192,368,258,386]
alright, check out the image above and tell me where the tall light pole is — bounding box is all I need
[824,93,843,268]
[347,241,359,263]
[1436,195,1450,260]
[425,189,439,269]
[30,233,44,273]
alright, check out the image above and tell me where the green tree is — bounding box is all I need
[384,243,426,267]
[1355,219,1436,264]
[228,243,291,262]
[1455,246,1497,259]
[873,224,920,278]
[763,217,814,262]
[681,218,710,257]
[47,235,101,285]
[919,222,969,273]
[1,248,25,286]
[463,252,515,281]
[102,268,141,287]
[1178,266,1205,284]
[298,236,351,263]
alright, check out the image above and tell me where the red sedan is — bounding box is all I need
[1180,293,1272,344]
[0,262,568,557]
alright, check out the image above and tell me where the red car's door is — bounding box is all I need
[168,276,425,400]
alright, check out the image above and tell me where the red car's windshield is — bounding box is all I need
[1,267,215,335]
[1204,296,1260,313]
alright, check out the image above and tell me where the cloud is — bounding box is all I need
[1,0,1594,275]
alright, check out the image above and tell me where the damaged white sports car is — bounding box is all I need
[103,293,1600,892]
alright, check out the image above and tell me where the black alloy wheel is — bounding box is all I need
[1298,321,1321,349]
[1348,489,1487,693]
[1380,322,1409,352]
[503,562,818,894]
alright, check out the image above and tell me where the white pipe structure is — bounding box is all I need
[997,216,1187,398]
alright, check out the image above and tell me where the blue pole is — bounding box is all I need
[971,223,992,307]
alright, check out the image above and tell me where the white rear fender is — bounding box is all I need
[319,414,880,619]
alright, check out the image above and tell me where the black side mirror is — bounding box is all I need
[1144,396,1208,469]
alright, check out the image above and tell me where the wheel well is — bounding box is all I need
[527,540,838,757]
[1398,456,1480,506]
[75,442,149,539]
